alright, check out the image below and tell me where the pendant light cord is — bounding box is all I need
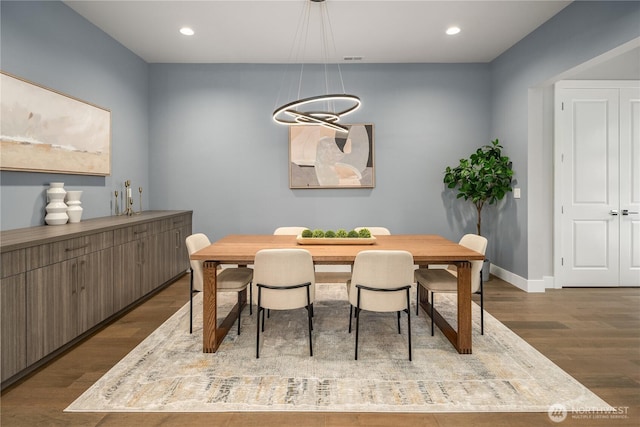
[272,0,361,133]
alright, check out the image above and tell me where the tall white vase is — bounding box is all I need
[65,190,83,223]
[45,182,69,225]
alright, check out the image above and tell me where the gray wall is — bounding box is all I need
[148,63,490,242]
[0,1,149,230]
[490,1,640,279]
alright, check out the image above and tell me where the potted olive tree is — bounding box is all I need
[443,139,514,279]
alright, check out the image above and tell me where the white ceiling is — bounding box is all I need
[64,0,572,64]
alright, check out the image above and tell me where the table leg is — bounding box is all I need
[418,261,473,354]
[455,261,473,354]
[203,261,248,352]
[203,260,218,353]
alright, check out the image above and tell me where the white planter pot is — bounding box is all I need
[65,190,83,223]
[45,183,68,225]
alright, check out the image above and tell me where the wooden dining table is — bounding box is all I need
[189,234,485,354]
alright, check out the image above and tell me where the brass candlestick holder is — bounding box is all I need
[114,180,140,216]
[114,190,120,215]
[137,187,143,214]
[124,180,134,216]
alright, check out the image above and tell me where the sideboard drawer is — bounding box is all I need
[26,232,113,270]
[113,222,157,246]
[158,214,190,233]
[1,250,26,278]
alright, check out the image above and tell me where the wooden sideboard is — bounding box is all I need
[0,210,192,389]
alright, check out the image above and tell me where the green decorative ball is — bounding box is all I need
[357,228,371,238]
[312,229,325,238]
[336,229,348,238]
[301,229,313,238]
[347,230,359,238]
[324,230,336,238]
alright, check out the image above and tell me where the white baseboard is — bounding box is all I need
[544,276,556,289]
[489,264,549,293]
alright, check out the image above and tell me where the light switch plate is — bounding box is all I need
[514,188,521,199]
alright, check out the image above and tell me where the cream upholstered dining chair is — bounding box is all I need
[267,227,311,318]
[354,226,391,235]
[347,250,415,361]
[253,248,316,358]
[414,234,488,335]
[273,226,309,236]
[185,233,253,335]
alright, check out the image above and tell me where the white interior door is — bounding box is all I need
[556,82,640,287]
[619,88,640,286]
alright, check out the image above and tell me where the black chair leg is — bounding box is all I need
[416,282,419,316]
[307,306,314,356]
[305,305,314,331]
[237,293,242,336]
[189,268,194,334]
[397,311,401,334]
[306,286,313,356]
[249,283,253,315]
[256,289,262,358]
[348,304,353,333]
[480,273,484,335]
[406,289,412,361]
[430,291,435,336]
[355,289,361,360]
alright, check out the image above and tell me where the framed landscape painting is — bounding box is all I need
[0,71,111,176]
[289,123,374,189]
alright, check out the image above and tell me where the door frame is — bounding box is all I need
[553,80,640,288]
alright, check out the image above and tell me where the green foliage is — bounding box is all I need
[443,139,513,235]
[303,228,373,238]
[357,228,371,238]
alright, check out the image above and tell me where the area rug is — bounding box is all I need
[66,284,611,413]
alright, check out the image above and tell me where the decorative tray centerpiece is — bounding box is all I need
[296,228,377,245]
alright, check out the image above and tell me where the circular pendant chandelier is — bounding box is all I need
[272,0,361,134]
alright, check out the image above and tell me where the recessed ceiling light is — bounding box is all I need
[179,27,195,36]
[446,26,461,36]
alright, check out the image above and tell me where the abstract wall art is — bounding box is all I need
[289,124,374,189]
[0,72,111,176]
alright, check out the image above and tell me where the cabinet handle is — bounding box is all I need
[65,244,89,252]
[80,260,86,292]
[72,262,78,295]
[622,209,638,216]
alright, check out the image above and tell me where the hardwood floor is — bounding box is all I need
[2,273,638,426]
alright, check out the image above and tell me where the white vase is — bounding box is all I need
[45,182,69,225]
[65,190,83,223]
